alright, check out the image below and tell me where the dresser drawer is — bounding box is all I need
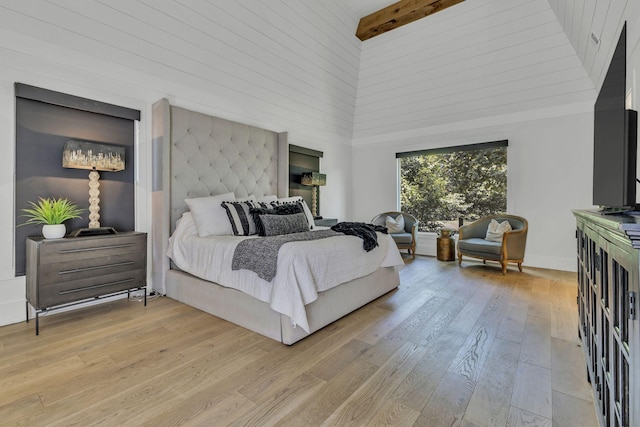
[37,252,146,286]
[37,234,146,265]
[37,269,146,308]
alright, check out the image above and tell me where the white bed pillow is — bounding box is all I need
[276,196,315,230]
[385,214,405,233]
[184,192,235,237]
[485,219,512,243]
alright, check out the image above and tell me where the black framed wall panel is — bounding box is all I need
[289,144,323,214]
[15,84,140,276]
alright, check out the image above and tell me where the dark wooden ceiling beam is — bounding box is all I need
[356,0,465,41]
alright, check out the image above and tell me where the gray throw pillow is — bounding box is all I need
[259,212,309,236]
[250,202,306,236]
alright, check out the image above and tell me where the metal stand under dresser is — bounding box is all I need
[26,231,147,335]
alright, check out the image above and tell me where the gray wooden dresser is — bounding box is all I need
[26,231,147,334]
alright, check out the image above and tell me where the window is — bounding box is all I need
[397,141,507,232]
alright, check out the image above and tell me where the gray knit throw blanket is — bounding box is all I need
[231,222,385,282]
[232,229,339,281]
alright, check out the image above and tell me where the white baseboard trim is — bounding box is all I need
[415,233,438,257]
[0,277,26,327]
[0,300,26,327]
[523,254,576,273]
[414,233,576,273]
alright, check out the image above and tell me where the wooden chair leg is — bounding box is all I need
[457,253,462,266]
[501,262,507,275]
[518,262,523,272]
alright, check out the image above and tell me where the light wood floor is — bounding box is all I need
[0,256,598,427]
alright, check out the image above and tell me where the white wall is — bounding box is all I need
[351,109,593,272]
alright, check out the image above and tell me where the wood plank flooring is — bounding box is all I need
[0,257,598,426]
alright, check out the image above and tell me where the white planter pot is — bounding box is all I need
[42,224,66,239]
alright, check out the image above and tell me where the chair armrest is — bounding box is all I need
[410,222,418,241]
[502,228,527,260]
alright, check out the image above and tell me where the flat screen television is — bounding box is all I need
[593,22,638,210]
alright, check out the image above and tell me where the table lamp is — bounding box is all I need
[301,172,326,218]
[62,140,125,236]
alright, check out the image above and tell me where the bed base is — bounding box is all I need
[166,266,400,345]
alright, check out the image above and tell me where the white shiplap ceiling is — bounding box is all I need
[1,0,633,145]
[343,0,397,22]
[548,0,639,93]
[0,0,363,142]
[344,0,634,92]
[349,0,604,141]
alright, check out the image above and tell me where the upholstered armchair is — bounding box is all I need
[457,214,528,274]
[371,212,418,258]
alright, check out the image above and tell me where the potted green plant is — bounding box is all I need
[20,197,84,238]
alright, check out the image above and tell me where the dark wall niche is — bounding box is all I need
[14,83,141,276]
[288,144,323,214]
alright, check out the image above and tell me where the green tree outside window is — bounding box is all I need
[399,145,507,232]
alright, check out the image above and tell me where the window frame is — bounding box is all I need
[396,140,507,159]
[396,140,508,234]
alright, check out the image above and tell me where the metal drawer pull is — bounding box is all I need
[58,243,135,254]
[58,278,135,294]
[59,261,135,275]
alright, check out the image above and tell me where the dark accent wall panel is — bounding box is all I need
[289,145,323,215]
[15,83,140,121]
[15,95,137,276]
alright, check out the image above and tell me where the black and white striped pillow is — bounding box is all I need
[221,201,258,236]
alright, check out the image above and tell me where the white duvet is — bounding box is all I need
[167,212,405,332]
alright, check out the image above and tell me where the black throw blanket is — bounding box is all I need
[331,222,387,251]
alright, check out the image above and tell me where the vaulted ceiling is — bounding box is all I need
[345,0,636,92]
[1,0,635,145]
[346,0,603,142]
[344,0,401,20]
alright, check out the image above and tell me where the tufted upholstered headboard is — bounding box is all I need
[168,105,279,231]
[151,99,288,293]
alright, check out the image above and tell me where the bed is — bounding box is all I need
[151,99,403,344]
